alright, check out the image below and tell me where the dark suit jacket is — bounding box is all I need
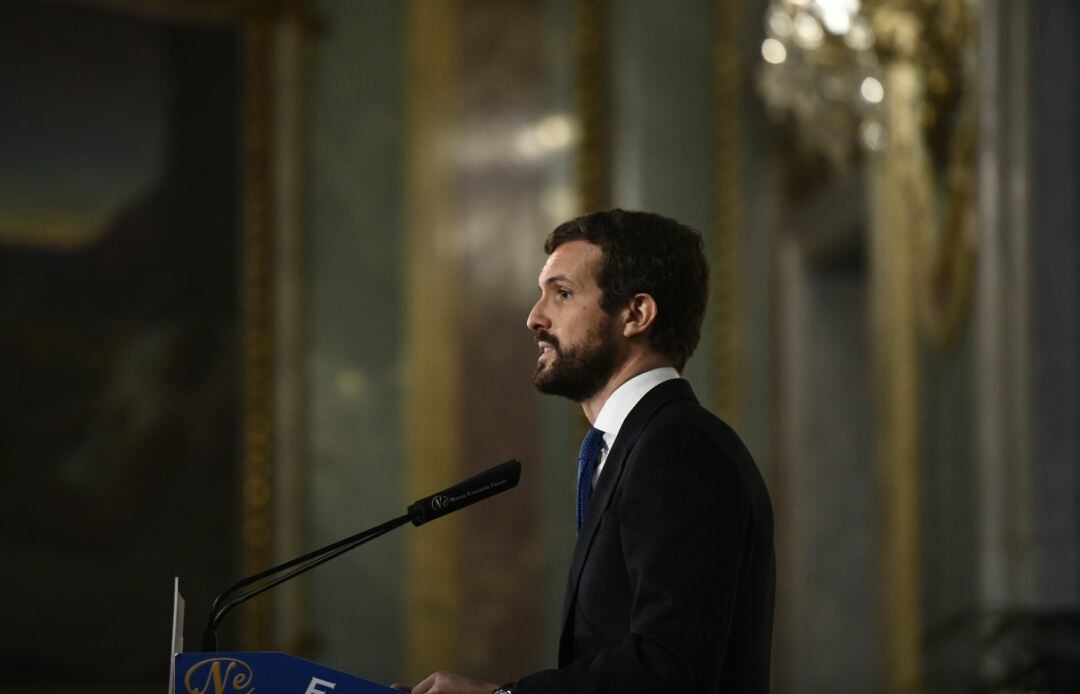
[517,379,775,693]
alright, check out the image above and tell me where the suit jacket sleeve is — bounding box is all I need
[516,416,752,693]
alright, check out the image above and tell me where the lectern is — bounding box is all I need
[170,580,396,694]
[170,460,522,693]
[173,652,397,694]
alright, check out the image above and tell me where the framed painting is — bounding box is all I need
[0,0,304,686]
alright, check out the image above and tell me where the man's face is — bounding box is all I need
[527,240,622,402]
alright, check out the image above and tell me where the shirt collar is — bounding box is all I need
[593,367,680,448]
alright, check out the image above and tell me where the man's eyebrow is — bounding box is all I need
[542,275,578,287]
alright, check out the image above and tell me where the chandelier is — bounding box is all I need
[757,0,976,174]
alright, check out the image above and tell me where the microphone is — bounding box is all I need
[201,459,522,651]
[407,459,521,526]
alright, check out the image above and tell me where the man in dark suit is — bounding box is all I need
[395,210,774,694]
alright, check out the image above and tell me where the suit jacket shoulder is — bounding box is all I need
[518,379,775,694]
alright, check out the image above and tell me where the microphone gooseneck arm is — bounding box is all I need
[201,514,410,651]
[200,458,522,652]
[205,513,407,625]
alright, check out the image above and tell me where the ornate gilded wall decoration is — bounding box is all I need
[758,0,977,349]
[757,3,979,692]
[711,0,744,428]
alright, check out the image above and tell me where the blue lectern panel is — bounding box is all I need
[174,652,397,694]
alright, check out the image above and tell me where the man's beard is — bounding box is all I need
[533,319,620,403]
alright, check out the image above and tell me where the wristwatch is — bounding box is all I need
[492,684,516,694]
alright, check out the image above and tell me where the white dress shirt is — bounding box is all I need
[591,367,680,486]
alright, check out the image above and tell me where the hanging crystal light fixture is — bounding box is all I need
[757,0,976,174]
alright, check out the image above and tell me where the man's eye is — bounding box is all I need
[559,290,573,299]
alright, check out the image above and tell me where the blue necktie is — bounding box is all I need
[577,427,606,534]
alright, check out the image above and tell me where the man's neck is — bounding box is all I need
[581,353,674,424]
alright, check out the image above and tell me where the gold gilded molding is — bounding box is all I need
[239,0,314,653]
[868,1,978,351]
[236,0,313,652]
[404,0,463,680]
[919,118,976,351]
[267,2,314,657]
[869,59,926,694]
[240,8,275,652]
[711,0,743,427]
[866,4,977,688]
[573,0,610,213]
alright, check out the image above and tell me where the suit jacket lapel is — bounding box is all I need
[558,379,698,636]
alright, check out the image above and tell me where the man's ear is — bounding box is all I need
[622,293,658,338]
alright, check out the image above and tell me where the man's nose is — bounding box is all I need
[527,298,549,332]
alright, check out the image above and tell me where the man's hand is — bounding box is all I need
[390,671,501,694]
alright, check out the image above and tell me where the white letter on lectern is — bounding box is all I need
[305,677,337,694]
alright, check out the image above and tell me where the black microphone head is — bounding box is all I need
[408,459,521,526]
